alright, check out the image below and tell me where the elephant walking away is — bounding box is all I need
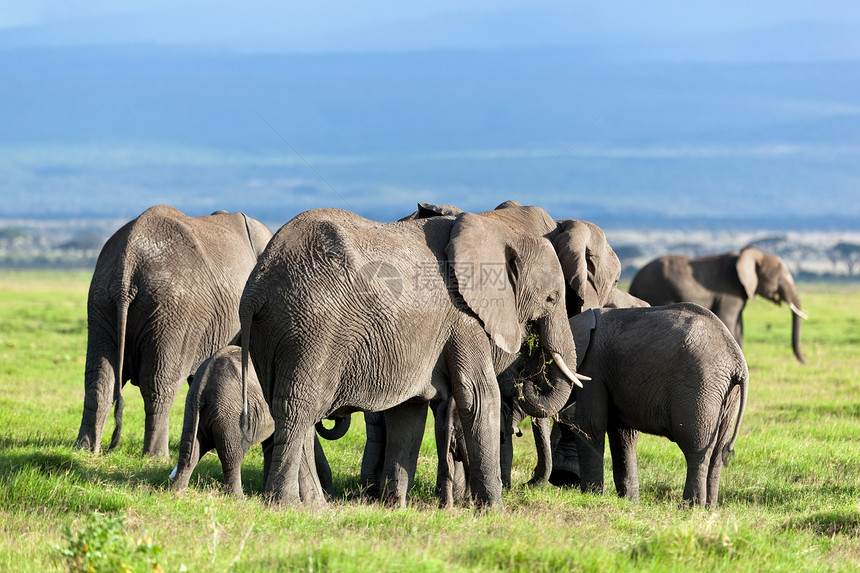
[240,207,584,508]
[75,205,273,456]
[170,346,348,497]
[629,247,807,363]
[564,303,748,507]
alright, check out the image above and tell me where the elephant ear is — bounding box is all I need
[569,308,599,369]
[418,202,463,218]
[446,212,520,354]
[736,247,763,300]
[397,202,463,221]
[553,220,620,313]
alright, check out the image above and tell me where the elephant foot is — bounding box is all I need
[525,475,549,488]
[548,468,581,488]
[549,453,581,488]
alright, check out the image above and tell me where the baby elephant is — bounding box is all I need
[568,303,748,508]
[170,346,348,497]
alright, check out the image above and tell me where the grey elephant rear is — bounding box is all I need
[75,206,272,457]
[569,302,749,507]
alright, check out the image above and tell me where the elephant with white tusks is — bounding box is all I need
[239,206,586,508]
[75,205,273,457]
[359,201,622,505]
[452,302,748,508]
[630,246,807,363]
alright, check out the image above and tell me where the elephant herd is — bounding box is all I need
[73,201,807,509]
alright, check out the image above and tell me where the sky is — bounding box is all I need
[3,1,860,60]
[1,2,859,228]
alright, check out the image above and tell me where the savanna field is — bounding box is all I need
[0,271,858,572]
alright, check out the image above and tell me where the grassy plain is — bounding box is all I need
[0,271,858,572]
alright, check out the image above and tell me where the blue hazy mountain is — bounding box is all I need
[1,44,858,230]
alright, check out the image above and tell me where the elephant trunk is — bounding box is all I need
[791,308,805,364]
[780,281,806,364]
[517,315,577,419]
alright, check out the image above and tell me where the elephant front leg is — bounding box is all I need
[381,402,429,508]
[434,398,457,506]
[607,424,640,501]
[573,388,609,495]
[261,435,274,489]
[451,361,503,509]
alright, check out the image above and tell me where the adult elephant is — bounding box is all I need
[239,207,584,508]
[75,205,273,457]
[629,247,807,363]
[358,201,622,503]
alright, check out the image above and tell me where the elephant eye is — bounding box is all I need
[546,293,558,304]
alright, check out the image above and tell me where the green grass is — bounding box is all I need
[0,271,858,571]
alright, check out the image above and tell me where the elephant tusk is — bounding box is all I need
[789,302,808,320]
[169,465,178,480]
[550,351,585,388]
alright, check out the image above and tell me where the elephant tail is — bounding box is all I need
[722,361,749,466]
[108,291,132,451]
[107,391,124,451]
[239,297,256,443]
[172,379,204,490]
[316,416,351,440]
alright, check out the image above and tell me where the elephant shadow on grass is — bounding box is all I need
[0,446,186,506]
[0,449,165,513]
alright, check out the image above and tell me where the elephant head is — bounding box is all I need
[736,247,807,363]
[552,219,621,316]
[409,202,622,318]
[447,212,582,418]
[604,288,650,309]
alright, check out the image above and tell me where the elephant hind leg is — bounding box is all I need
[381,401,429,508]
[607,424,640,501]
[215,439,247,498]
[314,435,335,499]
[298,433,325,505]
[265,413,314,506]
[682,445,716,507]
[705,395,742,508]
[705,452,725,509]
[139,368,187,457]
[172,436,212,492]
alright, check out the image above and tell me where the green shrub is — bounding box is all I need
[54,511,162,573]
